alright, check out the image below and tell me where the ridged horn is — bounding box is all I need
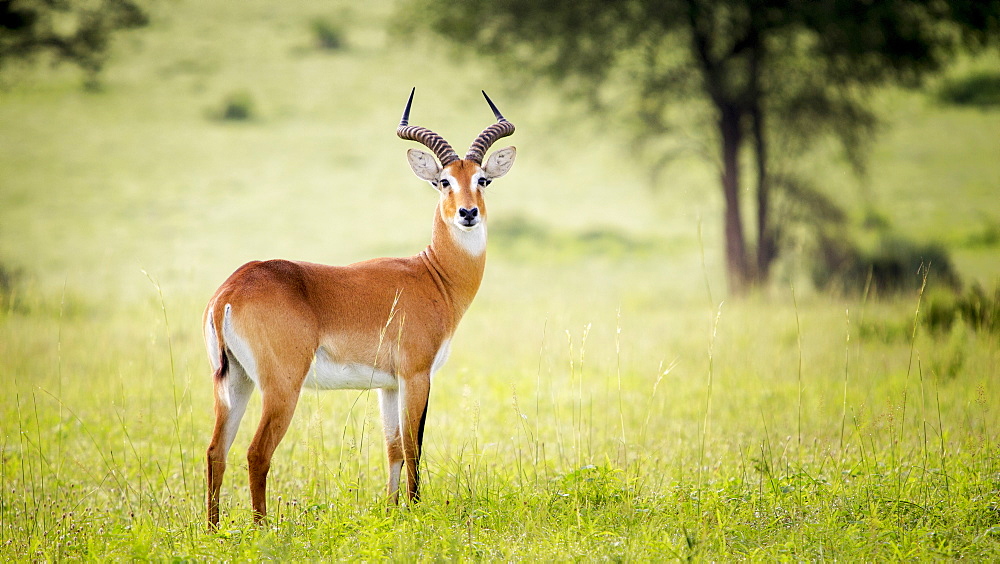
[465,91,515,164]
[396,87,460,166]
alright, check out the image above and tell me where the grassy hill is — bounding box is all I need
[1,0,998,559]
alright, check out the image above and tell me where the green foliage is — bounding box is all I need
[396,0,1000,291]
[310,17,346,51]
[862,208,893,231]
[551,464,629,509]
[856,317,912,344]
[0,259,21,312]
[0,0,149,87]
[812,235,961,296]
[925,283,1000,334]
[964,217,1000,248]
[216,90,257,121]
[937,71,1000,107]
[768,172,848,256]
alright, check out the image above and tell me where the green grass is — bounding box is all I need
[3,288,999,559]
[2,0,999,559]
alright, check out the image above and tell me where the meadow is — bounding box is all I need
[1,0,999,559]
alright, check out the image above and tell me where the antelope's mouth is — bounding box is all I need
[456,217,481,230]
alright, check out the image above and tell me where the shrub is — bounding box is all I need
[924,283,1000,335]
[964,217,1000,248]
[812,235,961,296]
[218,90,256,121]
[311,18,346,51]
[937,72,1000,108]
[0,261,21,312]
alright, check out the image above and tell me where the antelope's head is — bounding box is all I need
[397,89,516,235]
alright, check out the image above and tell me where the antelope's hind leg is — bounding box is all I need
[378,387,404,504]
[245,355,312,524]
[206,356,255,528]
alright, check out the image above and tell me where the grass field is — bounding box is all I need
[2,0,999,559]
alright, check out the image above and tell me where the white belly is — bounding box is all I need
[304,347,397,390]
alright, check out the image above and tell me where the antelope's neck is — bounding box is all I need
[421,207,487,320]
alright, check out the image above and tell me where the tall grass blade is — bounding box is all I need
[141,270,188,498]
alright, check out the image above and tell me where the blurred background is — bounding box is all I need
[1,0,997,315]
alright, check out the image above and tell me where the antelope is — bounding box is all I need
[202,89,515,527]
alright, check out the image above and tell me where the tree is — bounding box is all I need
[398,0,999,293]
[1,0,148,87]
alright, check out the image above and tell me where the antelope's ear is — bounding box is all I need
[483,146,516,179]
[407,148,441,183]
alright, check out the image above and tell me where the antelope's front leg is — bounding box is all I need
[398,373,431,503]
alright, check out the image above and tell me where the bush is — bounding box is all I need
[0,261,21,312]
[964,217,1000,248]
[812,235,961,296]
[217,90,256,121]
[924,283,1000,335]
[937,72,1000,108]
[310,18,346,51]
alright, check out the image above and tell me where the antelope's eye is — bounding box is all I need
[477,177,491,187]
[439,179,450,188]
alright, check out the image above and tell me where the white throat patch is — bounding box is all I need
[452,222,487,256]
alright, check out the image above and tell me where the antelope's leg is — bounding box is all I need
[206,359,254,528]
[246,362,307,524]
[399,374,431,503]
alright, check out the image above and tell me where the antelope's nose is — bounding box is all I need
[458,207,479,221]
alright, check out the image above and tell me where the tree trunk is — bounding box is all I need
[748,38,775,285]
[719,103,750,294]
[751,101,775,283]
